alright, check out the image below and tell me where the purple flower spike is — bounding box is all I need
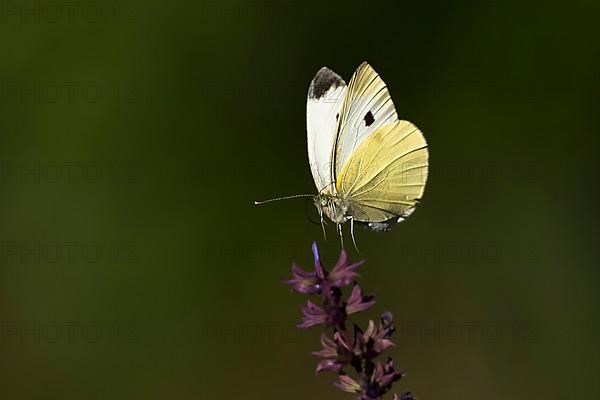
[312,334,337,358]
[329,249,364,288]
[312,242,327,281]
[285,243,414,399]
[311,241,320,264]
[334,374,361,393]
[298,299,328,328]
[361,314,397,358]
[346,284,376,315]
[316,359,343,373]
[286,263,321,295]
[286,242,365,296]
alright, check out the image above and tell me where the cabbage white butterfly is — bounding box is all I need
[256,62,429,248]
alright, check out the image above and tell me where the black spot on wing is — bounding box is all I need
[364,111,375,127]
[308,67,345,100]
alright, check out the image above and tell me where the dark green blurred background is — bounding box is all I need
[1,0,598,398]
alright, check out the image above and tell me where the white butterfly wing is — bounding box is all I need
[333,62,398,178]
[306,67,347,194]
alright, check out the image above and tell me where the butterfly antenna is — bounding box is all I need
[254,194,314,205]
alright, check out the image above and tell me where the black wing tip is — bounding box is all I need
[308,66,345,100]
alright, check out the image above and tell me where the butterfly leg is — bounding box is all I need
[320,212,327,240]
[337,224,344,248]
[350,216,359,252]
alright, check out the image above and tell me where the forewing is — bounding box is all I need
[306,67,347,194]
[333,62,398,179]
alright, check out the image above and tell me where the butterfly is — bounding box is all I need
[256,62,429,248]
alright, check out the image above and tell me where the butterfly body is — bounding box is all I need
[314,193,350,225]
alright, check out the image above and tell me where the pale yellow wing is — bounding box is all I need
[333,62,398,179]
[336,120,428,224]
